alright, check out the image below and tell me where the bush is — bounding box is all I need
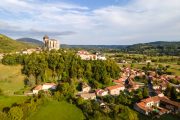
[8,106,23,120]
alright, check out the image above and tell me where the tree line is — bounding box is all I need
[1,50,120,88]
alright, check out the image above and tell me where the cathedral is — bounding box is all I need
[43,35,60,50]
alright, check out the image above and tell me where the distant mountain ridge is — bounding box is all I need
[126,41,180,56]
[61,44,128,49]
[1,34,179,55]
[0,34,36,53]
[16,38,43,46]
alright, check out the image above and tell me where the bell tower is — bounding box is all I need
[43,35,49,50]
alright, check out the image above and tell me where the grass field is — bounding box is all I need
[0,96,27,110]
[29,101,84,120]
[0,64,25,95]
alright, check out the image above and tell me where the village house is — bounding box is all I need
[159,83,167,91]
[136,71,145,77]
[77,50,96,60]
[155,90,164,97]
[21,48,42,55]
[106,84,125,95]
[77,50,106,60]
[42,83,57,90]
[113,77,127,84]
[32,83,57,94]
[33,85,42,94]
[134,96,180,115]
[97,55,107,60]
[153,85,161,90]
[95,89,108,97]
[146,60,152,64]
[79,93,96,100]
[81,83,91,93]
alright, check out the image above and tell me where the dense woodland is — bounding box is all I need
[2,50,120,88]
[123,41,180,56]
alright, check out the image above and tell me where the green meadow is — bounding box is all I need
[0,96,26,110]
[29,101,84,120]
[0,64,25,95]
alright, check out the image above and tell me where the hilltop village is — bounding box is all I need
[0,35,179,120]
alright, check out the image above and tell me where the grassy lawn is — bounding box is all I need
[0,64,25,95]
[29,101,85,120]
[159,63,180,76]
[0,95,27,110]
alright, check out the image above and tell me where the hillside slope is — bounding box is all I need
[126,41,180,56]
[16,38,43,46]
[0,34,36,53]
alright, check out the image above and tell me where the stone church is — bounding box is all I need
[43,35,60,50]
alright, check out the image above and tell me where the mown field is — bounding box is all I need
[0,96,27,110]
[0,64,25,95]
[0,64,27,111]
[29,101,84,120]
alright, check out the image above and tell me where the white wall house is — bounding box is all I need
[33,83,56,94]
[42,83,57,90]
[106,85,125,95]
[33,85,42,94]
[95,89,108,96]
[80,93,96,100]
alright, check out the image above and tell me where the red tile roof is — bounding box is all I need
[160,97,180,108]
[136,102,148,111]
[106,84,124,91]
[34,85,42,90]
[95,89,107,95]
[141,96,160,103]
[136,96,180,112]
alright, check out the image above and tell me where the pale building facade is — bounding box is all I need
[43,35,60,50]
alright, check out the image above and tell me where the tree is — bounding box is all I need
[84,63,92,79]
[8,106,23,120]
[2,54,18,65]
[170,86,177,100]
[0,111,8,120]
[137,90,143,100]
[57,82,76,98]
[165,84,172,98]
[142,87,149,98]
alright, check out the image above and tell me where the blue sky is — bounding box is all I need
[0,0,180,45]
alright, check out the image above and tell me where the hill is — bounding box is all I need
[16,38,43,46]
[0,34,37,53]
[61,44,128,49]
[126,41,180,56]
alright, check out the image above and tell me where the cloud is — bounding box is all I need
[0,0,180,44]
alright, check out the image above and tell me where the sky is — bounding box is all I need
[0,0,180,45]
